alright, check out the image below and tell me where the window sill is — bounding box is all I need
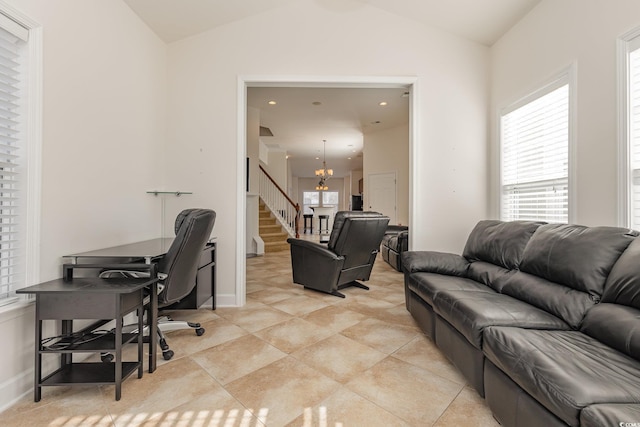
[0,298,34,323]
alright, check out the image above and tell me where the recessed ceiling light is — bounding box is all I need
[348,157,352,160]
[268,100,277,105]
[371,120,381,124]
[315,157,320,160]
[312,101,322,106]
[379,101,388,106]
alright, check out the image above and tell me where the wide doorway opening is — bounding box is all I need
[236,76,418,306]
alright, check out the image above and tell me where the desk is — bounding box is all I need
[17,266,159,401]
[65,237,217,309]
[65,238,176,264]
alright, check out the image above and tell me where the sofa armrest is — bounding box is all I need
[397,230,409,251]
[401,251,469,276]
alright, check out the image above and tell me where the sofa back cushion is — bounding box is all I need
[519,224,637,301]
[581,303,640,361]
[602,236,640,308]
[499,271,597,329]
[466,261,514,291]
[462,220,545,270]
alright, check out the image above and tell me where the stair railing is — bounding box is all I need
[259,165,300,238]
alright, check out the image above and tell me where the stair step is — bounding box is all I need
[261,233,289,243]
[259,211,271,218]
[259,218,277,226]
[260,224,283,233]
[264,241,290,252]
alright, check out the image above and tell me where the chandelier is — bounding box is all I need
[315,140,333,190]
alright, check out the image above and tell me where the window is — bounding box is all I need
[302,191,319,215]
[0,10,40,307]
[321,191,339,217]
[500,76,571,223]
[621,30,640,230]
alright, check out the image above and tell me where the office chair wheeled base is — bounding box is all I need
[100,317,205,362]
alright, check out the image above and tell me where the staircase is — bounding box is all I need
[259,200,290,252]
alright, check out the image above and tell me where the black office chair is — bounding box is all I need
[287,211,390,298]
[101,208,216,360]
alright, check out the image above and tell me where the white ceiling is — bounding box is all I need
[123,0,541,46]
[248,86,410,177]
[122,0,541,178]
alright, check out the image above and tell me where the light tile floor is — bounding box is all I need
[2,250,500,427]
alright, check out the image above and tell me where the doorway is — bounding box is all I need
[237,76,418,307]
[367,172,397,225]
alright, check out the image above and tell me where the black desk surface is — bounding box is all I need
[17,277,156,294]
[64,238,175,260]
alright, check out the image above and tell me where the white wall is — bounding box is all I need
[266,149,288,191]
[166,0,489,305]
[246,107,260,194]
[491,0,640,226]
[363,124,410,225]
[0,0,167,410]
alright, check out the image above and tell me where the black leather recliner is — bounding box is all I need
[287,211,389,298]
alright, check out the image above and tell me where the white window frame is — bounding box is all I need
[0,3,42,311]
[498,66,576,224]
[617,27,640,229]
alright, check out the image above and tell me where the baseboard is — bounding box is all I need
[0,369,33,413]
[214,293,241,307]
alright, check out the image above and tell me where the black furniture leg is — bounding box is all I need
[330,290,346,298]
[34,317,42,402]
[338,280,369,291]
[148,281,158,373]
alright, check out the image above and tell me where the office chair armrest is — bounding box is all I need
[286,238,342,260]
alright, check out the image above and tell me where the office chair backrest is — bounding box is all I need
[158,208,216,305]
[328,211,390,269]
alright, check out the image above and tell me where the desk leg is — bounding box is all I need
[137,301,143,378]
[34,316,42,402]
[61,320,72,366]
[114,314,122,401]
[148,282,157,373]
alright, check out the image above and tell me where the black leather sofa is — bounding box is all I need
[381,225,408,271]
[402,220,640,427]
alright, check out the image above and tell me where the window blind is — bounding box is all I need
[0,24,25,306]
[629,47,640,230]
[501,84,569,223]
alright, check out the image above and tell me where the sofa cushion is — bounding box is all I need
[602,236,640,308]
[466,261,514,291]
[520,224,637,300]
[401,251,469,276]
[407,272,490,306]
[462,220,545,269]
[580,303,640,361]
[497,271,597,329]
[432,290,569,348]
[483,327,640,426]
[581,404,640,427]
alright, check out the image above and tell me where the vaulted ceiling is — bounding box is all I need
[123,0,541,178]
[124,0,541,46]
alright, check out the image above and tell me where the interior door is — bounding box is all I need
[367,172,397,224]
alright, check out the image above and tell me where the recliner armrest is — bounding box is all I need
[287,238,343,260]
[401,251,469,276]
